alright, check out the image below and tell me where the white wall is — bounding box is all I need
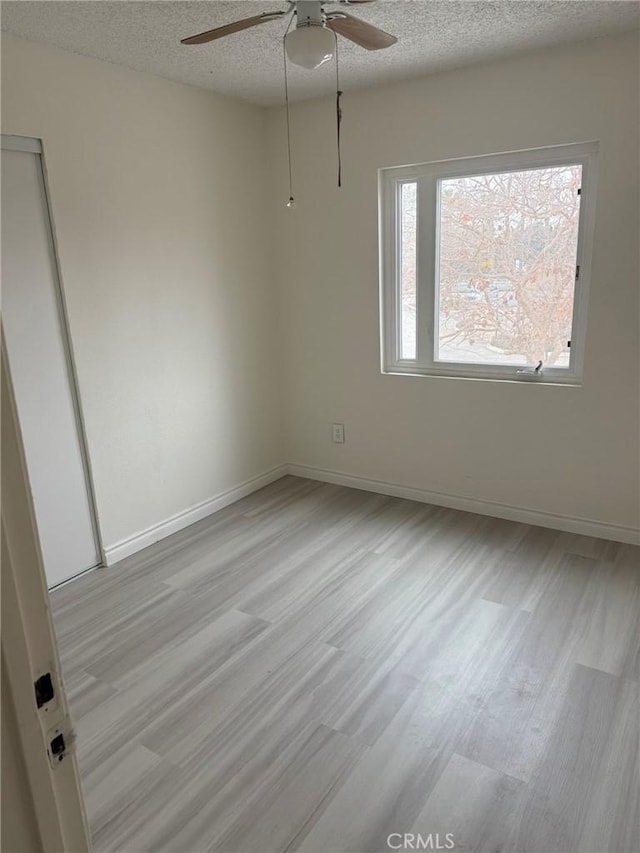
[2,31,637,549]
[2,35,283,551]
[267,32,639,534]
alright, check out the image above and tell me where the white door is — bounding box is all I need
[1,136,100,587]
[2,344,91,852]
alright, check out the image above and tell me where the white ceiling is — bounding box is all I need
[2,1,638,105]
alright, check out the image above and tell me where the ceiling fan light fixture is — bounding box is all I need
[285,24,335,70]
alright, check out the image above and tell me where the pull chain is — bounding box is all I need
[335,32,343,188]
[283,12,296,208]
[283,12,343,201]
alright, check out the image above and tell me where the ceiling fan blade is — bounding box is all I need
[326,13,397,51]
[181,11,285,45]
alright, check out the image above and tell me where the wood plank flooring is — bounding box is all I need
[50,476,640,853]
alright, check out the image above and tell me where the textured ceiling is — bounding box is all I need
[2,1,638,105]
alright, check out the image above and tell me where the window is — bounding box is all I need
[379,143,598,383]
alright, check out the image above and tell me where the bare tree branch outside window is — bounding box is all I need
[437,166,581,366]
[400,182,417,359]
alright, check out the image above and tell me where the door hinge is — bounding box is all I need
[577,187,582,196]
[575,265,580,281]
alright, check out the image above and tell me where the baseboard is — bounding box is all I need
[103,464,288,565]
[286,464,640,545]
[103,461,638,565]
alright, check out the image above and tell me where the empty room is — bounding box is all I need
[1,2,639,852]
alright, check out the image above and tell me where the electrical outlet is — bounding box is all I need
[332,423,345,444]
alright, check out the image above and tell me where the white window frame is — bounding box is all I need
[379,142,599,384]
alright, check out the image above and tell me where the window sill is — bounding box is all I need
[381,367,582,387]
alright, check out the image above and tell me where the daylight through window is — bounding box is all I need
[381,144,597,383]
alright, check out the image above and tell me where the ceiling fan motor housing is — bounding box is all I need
[295,1,326,29]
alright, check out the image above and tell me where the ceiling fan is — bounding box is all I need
[181,0,398,70]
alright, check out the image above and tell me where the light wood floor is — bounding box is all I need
[51,476,639,853]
